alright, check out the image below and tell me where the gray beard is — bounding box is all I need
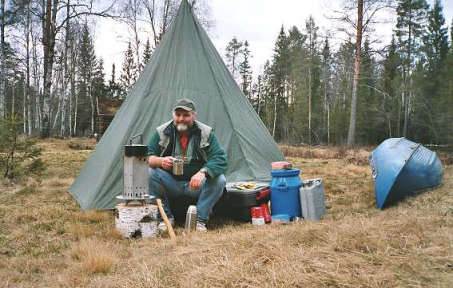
[176,123,188,132]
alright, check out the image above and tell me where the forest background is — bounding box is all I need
[1,0,452,146]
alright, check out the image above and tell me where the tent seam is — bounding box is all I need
[190,7,258,181]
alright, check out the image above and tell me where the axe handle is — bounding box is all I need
[156,198,176,240]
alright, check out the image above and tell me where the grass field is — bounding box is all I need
[0,138,452,287]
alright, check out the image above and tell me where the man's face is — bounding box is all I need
[173,109,195,132]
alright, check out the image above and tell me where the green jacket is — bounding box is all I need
[147,120,227,181]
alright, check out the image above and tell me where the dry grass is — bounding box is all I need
[280,145,372,166]
[67,140,96,151]
[0,138,452,287]
[41,177,74,187]
[70,239,116,274]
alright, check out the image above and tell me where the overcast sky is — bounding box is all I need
[94,0,453,79]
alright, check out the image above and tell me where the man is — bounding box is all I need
[147,98,227,232]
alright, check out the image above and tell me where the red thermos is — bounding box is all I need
[261,203,271,223]
[251,207,265,225]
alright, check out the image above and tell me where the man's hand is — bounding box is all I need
[189,171,206,191]
[161,156,174,171]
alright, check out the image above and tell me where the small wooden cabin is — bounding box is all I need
[96,98,124,141]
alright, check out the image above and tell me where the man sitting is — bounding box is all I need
[147,99,227,232]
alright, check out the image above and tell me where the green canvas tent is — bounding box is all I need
[69,0,284,210]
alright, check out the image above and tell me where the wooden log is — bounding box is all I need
[115,203,158,238]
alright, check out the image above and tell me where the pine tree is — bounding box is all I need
[321,37,332,143]
[270,26,290,141]
[120,41,137,97]
[0,114,44,179]
[239,40,252,99]
[251,74,264,116]
[450,19,453,50]
[381,36,402,138]
[433,19,453,144]
[225,37,243,80]
[108,63,122,98]
[78,23,97,135]
[423,0,448,75]
[331,39,355,144]
[92,58,106,101]
[261,60,273,129]
[143,38,152,67]
[415,0,449,142]
[79,24,96,83]
[305,16,321,144]
[108,63,116,97]
[395,0,428,137]
[356,38,379,144]
[287,26,307,143]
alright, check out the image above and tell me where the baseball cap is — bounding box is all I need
[173,98,196,112]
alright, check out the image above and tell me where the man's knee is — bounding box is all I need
[217,174,226,187]
[148,168,170,193]
[148,167,167,182]
[208,174,226,194]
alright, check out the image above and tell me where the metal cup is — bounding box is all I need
[173,158,184,175]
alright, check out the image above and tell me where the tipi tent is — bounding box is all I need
[70,0,284,210]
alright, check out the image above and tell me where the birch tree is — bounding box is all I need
[1,0,26,118]
[39,0,116,136]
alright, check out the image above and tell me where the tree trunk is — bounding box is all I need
[272,93,277,138]
[327,105,330,144]
[41,0,58,136]
[60,0,70,137]
[23,78,26,133]
[0,0,6,118]
[89,83,94,135]
[403,9,413,138]
[387,113,392,138]
[347,0,363,146]
[144,0,159,46]
[36,92,41,132]
[398,91,402,136]
[73,91,78,135]
[324,75,328,143]
[308,65,312,145]
[160,0,171,39]
[69,77,72,136]
[52,88,61,129]
[70,43,76,136]
[12,83,15,115]
[133,18,141,73]
[257,76,261,115]
[31,25,40,133]
[26,4,32,135]
[60,88,66,137]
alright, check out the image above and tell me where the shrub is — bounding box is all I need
[0,115,46,179]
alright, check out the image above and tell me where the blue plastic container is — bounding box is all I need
[270,169,302,217]
[271,214,290,224]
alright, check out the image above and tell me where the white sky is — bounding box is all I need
[94,0,453,79]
